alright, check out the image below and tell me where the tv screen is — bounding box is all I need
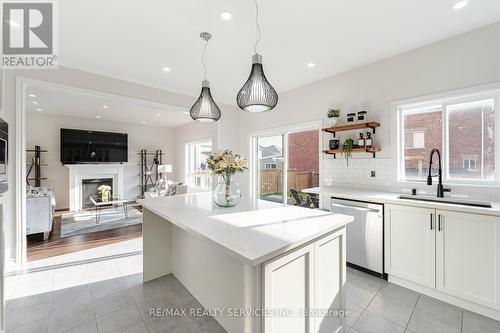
[60,128,128,164]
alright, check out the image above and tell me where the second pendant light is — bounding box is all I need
[236,0,278,112]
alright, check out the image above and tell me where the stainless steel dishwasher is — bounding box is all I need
[330,197,384,276]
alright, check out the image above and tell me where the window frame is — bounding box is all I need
[184,138,214,190]
[392,84,500,187]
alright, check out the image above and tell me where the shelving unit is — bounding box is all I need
[137,149,164,198]
[322,121,381,158]
[26,145,48,186]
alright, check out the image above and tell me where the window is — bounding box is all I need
[397,90,498,184]
[405,130,425,149]
[463,158,477,171]
[186,140,213,189]
[264,163,277,169]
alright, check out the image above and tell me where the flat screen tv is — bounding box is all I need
[60,128,128,164]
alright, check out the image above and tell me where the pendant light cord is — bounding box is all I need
[254,0,261,54]
[202,39,209,80]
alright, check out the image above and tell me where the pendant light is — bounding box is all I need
[190,32,221,122]
[236,0,278,112]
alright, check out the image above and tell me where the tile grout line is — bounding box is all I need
[404,294,420,332]
[349,279,385,329]
[460,310,464,333]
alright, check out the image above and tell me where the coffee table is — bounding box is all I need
[89,196,133,224]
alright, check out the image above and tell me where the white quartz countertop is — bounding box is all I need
[303,186,500,217]
[138,193,352,266]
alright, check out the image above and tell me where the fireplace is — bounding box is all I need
[82,178,113,208]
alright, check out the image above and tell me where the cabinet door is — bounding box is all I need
[385,205,436,288]
[436,210,500,310]
[314,229,346,333]
[264,244,315,333]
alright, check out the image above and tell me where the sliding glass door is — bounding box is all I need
[253,125,320,207]
[257,135,285,203]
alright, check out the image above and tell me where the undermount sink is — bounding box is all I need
[398,194,492,208]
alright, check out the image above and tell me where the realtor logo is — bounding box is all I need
[2,1,57,68]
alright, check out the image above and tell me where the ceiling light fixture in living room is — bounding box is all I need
[236,0,278,112]
[189,32,221,122]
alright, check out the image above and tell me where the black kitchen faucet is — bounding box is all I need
[427,148,451,198]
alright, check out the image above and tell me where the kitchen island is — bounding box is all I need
[138,192,353,333]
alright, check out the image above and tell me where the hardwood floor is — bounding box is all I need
[27,207,142,262]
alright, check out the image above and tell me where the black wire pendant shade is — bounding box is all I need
[237,54,278,112]
[190,32,221,122]
[190,80,221,122]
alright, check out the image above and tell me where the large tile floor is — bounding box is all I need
[5,239,500,333]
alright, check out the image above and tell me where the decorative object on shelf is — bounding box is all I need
[97,185,112,202]
[358,133,365,148]
[357,110,367,123]
[329,139,340,150]
[207,150,247,207]
[347,113,356,123]
[190,32,221,122]
[341,138,354,166]
[365,132,373,148]
[138,150,164,198]
[327,108,340,126]
[26,145,48,187]
[236,0,278,112]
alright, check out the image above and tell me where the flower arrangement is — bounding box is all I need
[206,150,247,176]
[97,185,112,202]
[206,150,247,207]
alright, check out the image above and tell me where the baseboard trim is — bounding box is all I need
[388,275,500,321]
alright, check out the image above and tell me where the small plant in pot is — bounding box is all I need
[341,138,354,166]
[327,109,340,127]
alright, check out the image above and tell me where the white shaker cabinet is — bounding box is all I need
[263,228,346,333]
[385,205,436,288]
[436,210,500,311]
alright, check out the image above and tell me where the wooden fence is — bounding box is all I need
[260,170,319,195]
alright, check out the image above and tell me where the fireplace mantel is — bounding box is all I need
[66,164,125,212]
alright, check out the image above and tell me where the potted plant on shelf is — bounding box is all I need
[207,150,248,207]
[341,138,354,166]
[97,185,112,202]
[327,108,341,127]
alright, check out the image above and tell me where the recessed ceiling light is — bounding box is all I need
[141,121,146,124]
[220,11,232,20]
[29,94,36,98]
[96,115,102,119]
[32,101,38,105]
[102,105,109,109]
[36,108,43,112]
[307,62,316,68]
[156,113,161,117]
[162,67,171,72]
[453,0,469,10]
[183,111,190,115]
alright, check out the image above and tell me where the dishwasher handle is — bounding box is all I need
[330,202,381,213]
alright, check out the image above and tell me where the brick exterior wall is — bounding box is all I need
[404,102,495,180]
[288,130,319,172]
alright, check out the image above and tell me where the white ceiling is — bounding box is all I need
[26,84,192,128]
[59,0,500,105]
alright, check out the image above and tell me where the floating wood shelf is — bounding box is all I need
[323,147,381,158]
[322,121,380,137]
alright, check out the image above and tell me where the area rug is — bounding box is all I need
[61,207,142,237]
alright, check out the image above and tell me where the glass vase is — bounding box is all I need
[213,174,241,207]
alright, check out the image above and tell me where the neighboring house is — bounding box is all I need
[258,145,283,169]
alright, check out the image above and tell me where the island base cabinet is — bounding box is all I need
[263,228,346,333]
[436,210,500,311]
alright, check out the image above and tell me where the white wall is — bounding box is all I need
[235,22,500,198]
[26,112,174,209]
